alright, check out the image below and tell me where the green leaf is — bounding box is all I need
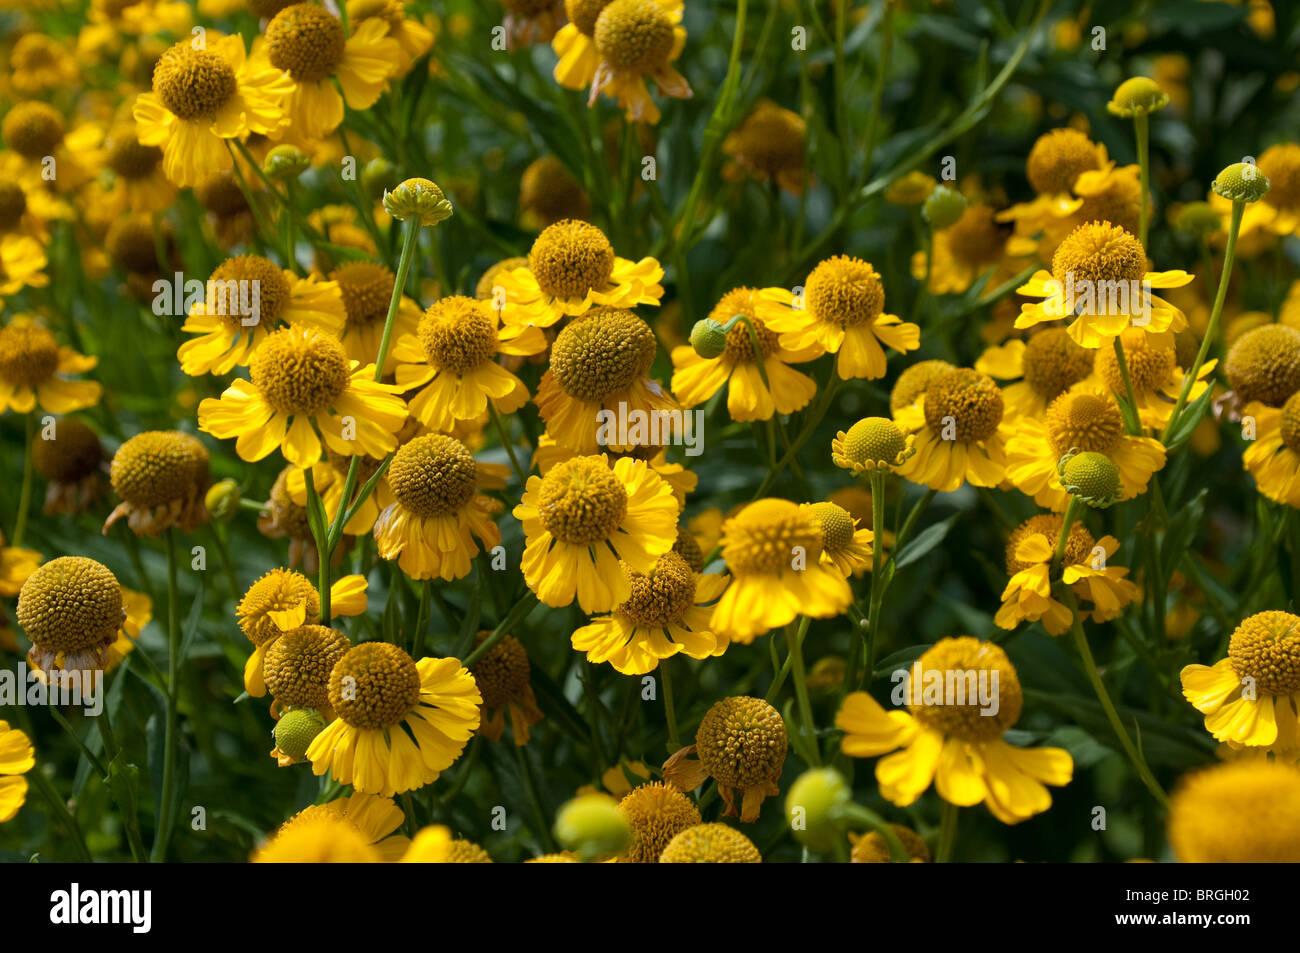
[894,514,958,569]
[1164,385,1216,450]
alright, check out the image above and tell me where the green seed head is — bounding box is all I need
[1213,162,1271,204]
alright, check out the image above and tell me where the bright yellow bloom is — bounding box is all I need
[1087,328,1214,430]
[974,328,1095,421]
[253,792,408,862]
[0,317,100,415]
[663,696,787,821]
[1241,395,1300,506]
[328,261,423,376]
[553,0,607,89]
[0,234,49,295]
[912,204,1016,295]
[896,367,1011,492]
[804,501,874,578]
[533,433,698,505]
[347,0,435,75]
[587,0,692,124]
[1168,760,1300,862]
[0,721,34,823]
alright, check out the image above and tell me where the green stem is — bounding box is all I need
[1111,336,1143,435]
[515,745,558,852]
[936,800,959,862]
[374,220,422,381]
[661,656,680,751]
[12,412,33,547]
[864,469,887,683]
[97,706,147,863]
[488,403,528,486]
[462,593,539,667]
[150,528,181,862]
[786,616,820,765]
[1135,112,1151,249]
[29,767,92,862]
[1052,497,1082,571]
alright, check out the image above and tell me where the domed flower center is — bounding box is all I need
[839,416,908,466]
[1225,323,1300,407]
[1281,392,1300,454]
[153,42,238,121]
[567,0,612,36]
[1005,514,1096,574]
[329,642,421,730]
[1259,144,1300,212]
[1098,331,1175,395]
[110,430,209,507]
[16,556,124,652]
[721,314,779,364]
[529,219,616,300]
[238,568,320,646]
[469,632,530,709]
[418,296,499,373]
[890,359,954,411]
[196,173,249,217]
[594,0,676,72]
[805,255,884,329]
[730,102,804,175]
[923,368,1004,442]
[330,261,394,331]
[250,328,351,417]
[387,434,478,519]
[208,254,292,330]
[908,637,1022,742]
[32,419,103,484]
[264,624,350,709]
[107,134,163,180]
[267,3,346,82]
[106,217,162,274]
[672,531,704,573]
[0,183,27,230]
[721,498,823,575]
[618,781,702,863]
[1026,128,1101,195]
[942,206,1004,265]
[695,696,788,787]
[1228,611,1300,695]
[0,323,59,387]
[1045,391,1124,456]
[807,502,856,554]
[1051,221,1147,289]
[617,551,696,627]
[537,456,629,545]
[2,102,65,158]
[549,306,656,400]
[1022,328,1093,400]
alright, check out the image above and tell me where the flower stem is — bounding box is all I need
[1135,112,1151,249]
[1111,336,1143,435]
[936,800,959,862]
[786,615,820,766]
[29,766,92,862]
[864,469,887,683]
[1053,496,1082,571]
[488,403,529,486]
[661,656,680,751]
[150,527,181,862]
[11,411,34,547]
[374,220,422,383]
[462,593,539,667]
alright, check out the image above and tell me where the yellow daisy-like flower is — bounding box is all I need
[514,454,679,613]
[197,326,407,467]
[804,501,873,578]
[912,204,1012,295]
[0,234,50,295]
[974,328,1095,421]
[722,99,807,195]
[896,367,1011,493]
[79,0,193,58]
[373,434,504,582]
[0,317,100,416]
[133,34,291,188]
[0,721,34,823]
[254,791,408,862]
[1241,395,1300,506]
[347,0,435,75]
[89,123,175,216]
[994,517,1138,636]
[1014,221,1193,348]
[307,641,481,797]
[1088,327,1215,430]
[467,631,545,746]
[533,433,698,505]
[8,34,80,96]
[0,153,67,243]
[535,306,678,453]
[392,295,546,432]
[552,0,608,90]
[570,550,729,675]
[1004,385,1166,511]
[587,0,692,124]
[757,255,919,381]
[1167,759,1300,862]
[178,255,346,376]
[708,498,853,643]
[498,219,664,329]
[837,637,1073,823]
[0,532,41,600]
[103,430,210,537]
[1181,611,1300,753]
[259,3,400,141]
[671,288,821,422]
[329,261,423,376]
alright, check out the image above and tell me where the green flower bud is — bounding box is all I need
[553,794,632,862]
[383,177,454,226]
[786,766,851,853]
[204,478,240,523]
[923,185,968,230]
[273,708,327,761]
[1212,162,1271,204]
[262,144,310,181]
[1106,77,1170,118]
[1058,449,1123,508]
[1173,201,1222,238]
[689,318,730,359]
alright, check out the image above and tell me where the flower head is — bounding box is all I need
[104,430,210,536]
[1168,760,1300,862]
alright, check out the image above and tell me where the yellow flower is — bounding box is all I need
[103,430,210,536]
[0,234,49,295]
[1004,385,1165,511]
[497,219,664,328]
[804,501,873,578]
[974,328,1096,421]
[392,296,546,432]
[671,288,821,422]
[9,34,80,97]
[1087,328,1215,430]
[285,451,396,535]
[468,631,545,746]
[328,260,423,376]
[587,0,692,124]
[347,0,435,75]
[663,696,787,821]
[1181,611,1300,753]
[178,255,346,376]
[133,34,291,187]
[570,550,729,674]
[307,642,481,797]
[197,326,407,467]
[0,317,99,415]
[514,454,679,613]
[0,721,34,823]
[533,433,697,504]
[838,637,1073,823]
[255,792,408,862]
[722,99,807,194]
[1241,395,1300,505]
[553,0,608,90]
[1225,323,1300,407]
[661,823,762,863]
[708,498,852,642]
[912,204,1013,294]
[1167,759,1300,862]
[372,434,504,582]
[896,367,1011,492]
[616,781,700,861]
[830,416,914,475]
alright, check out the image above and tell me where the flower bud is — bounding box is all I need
[383,177,454,226]
[204,478,240,523]
[786,766,851,853]
[923,185,968,230]
[262,144,310,181]
[1212,162,1271,204]
[553,793,632,862]
[1106,77,1170,118]
[689,318,730,359]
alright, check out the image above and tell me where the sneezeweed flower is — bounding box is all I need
[500,0,567,48]
[722,99,807,194]
[1180,611,1300,753]
[103,430,210,536]
[889,358,955,431]
[514,454,679,613]
[1107,76,1170,118]
[913,204,1011,294]
[1015,221,1193,348]
[498,219,663,328]
[757,256,920,381]
[533,433,697,504]
[105,214,171,281]
[995,515,1137,635]
[664,695,788,822]
[535,307,678,453]
[133,34,291,187]
[373,434,504,582]
[468,632,545,745]
[1241,393,1300,506]
[850,825,931,863]
[328,261,424,375]
[896,368,1011,493]
[97,124,174,214]
[708,498,852,642]
[252,792,408,862]
[1167,760,1300,862]
[178,255,347,376]
[9,34,79,96]
[0,235,49,295]
[1004,386,1165,511]
[383,177,453,227]
[195,171,255,246]
[974,328,1095,421]
[831,416,914,475]
[804,501,873,578]
[1224,323,1300,406]
[0,318,99,415]
[307,641,481,797]
[659,823,762,863]
[616,781,701,862]
[671,288,821,422]
[838,637,1073,823]
[1057,450,1123,508]
[518,156,591,230]
[442,839,494,863]
[552,0,609,89]
[260,3,400,141]
[347,0,435,75]
[0,721,34,823]
[198,326,407,466]
[1089,327,1214,430]
[392,296,546,432]
[570,550,729,675]
[0,161,63,243]
[262,624,350,719]
[587,0,691,124]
